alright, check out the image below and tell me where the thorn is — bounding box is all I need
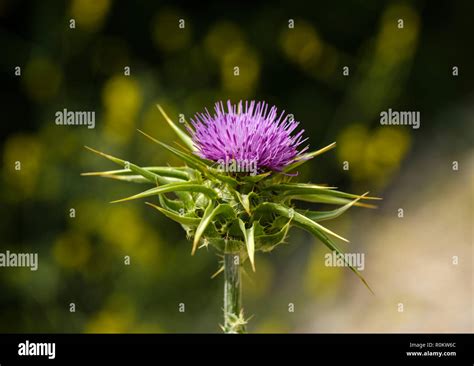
[191,239,198,256]
[199,238,209,250]
[137,128,160,144]
[211,266,224,279]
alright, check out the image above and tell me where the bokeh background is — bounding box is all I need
[0,0,472,333]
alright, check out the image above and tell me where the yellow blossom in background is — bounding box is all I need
[102,76,142,144]
[53,231,91,269]
[86,294,136,333]
[280,20,322,71]
[69,0,111,31]
[204,22,245,61]
[97,205,162,270]
[305,243,344,298]
[376,4,419,63]
[204,21,259,97]
[221,46,260,97]
[280,20,343,82]
[22,58,62,102]
[3,134,43,199]
[243,257,273,299]
[337,124,411,186]
[151,8,191,52]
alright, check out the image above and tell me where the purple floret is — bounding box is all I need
[188,100,308,172]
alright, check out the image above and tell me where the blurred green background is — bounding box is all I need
[0,0,472,333]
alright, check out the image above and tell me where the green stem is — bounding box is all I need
[223,253,245,333]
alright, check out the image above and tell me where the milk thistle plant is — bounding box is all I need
[83,100,378,333]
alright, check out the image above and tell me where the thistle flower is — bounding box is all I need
[83,101,380,333]
[189,101,308,172]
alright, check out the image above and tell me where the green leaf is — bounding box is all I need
[209,170,239,188]
[193,203,236,255]
[254,200,373,291]
[193,201,214,255]
[91,174,151,183]
[283,142,336,173]
[83,146,173,185]
[81,166,190,180]
[289,194,377,208]
[256,219,291,252]
[84,146,195,206]
[235,191,250,215]
[96,174,184,184]
[315,189,380,201]
[156,104,196,151]
[254,203,349,243]
[262,183,337,194]
[240,171,272,183]
[238,220,256,272]
[269,186,379,206]
[294,221,373,294]
[111,182,217,204]
[138,129,211,171]
[277,184,380,201]
[158,194,184,212]
[145,202,200,226]
[138,129,239,188]
[297,192,369,221]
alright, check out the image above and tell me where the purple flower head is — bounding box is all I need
[188,101,308,173]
